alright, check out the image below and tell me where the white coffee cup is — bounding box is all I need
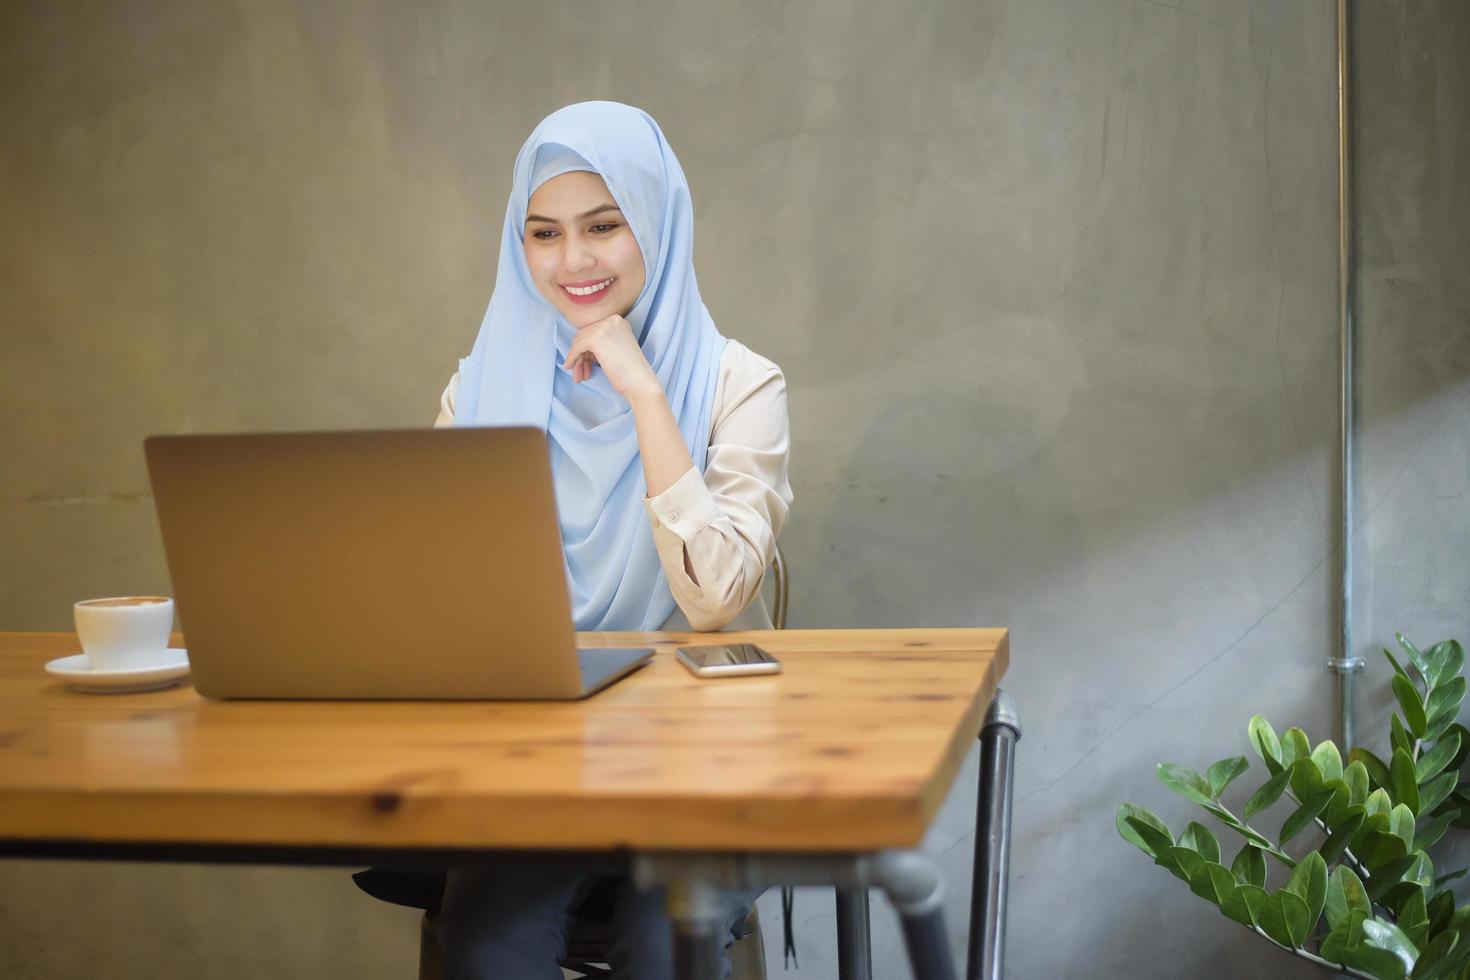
[73,596,175,671]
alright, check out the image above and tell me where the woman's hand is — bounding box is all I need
[564,314,692,496]
[562,314,662,403]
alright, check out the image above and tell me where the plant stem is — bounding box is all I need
[1311,813,1372,882]
[1246,925,1376,979]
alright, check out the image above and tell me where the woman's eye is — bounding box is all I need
[590,223,619,235]
[530,229,558,240]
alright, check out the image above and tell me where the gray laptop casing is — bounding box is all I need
[144,427,652,699]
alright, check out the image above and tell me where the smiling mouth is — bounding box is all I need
[562,277,614,298]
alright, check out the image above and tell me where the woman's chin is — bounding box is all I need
[565,300,630,330]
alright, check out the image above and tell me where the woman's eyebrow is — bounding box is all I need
[525,203,623,224]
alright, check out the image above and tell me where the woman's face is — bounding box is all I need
[523,171,646,329]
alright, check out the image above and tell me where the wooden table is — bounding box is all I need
[0,628,1014,980]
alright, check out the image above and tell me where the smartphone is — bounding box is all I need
[675,644,782,678]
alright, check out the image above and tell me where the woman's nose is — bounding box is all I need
[563,237,595,273]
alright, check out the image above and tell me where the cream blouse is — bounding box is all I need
[435,339,792,631]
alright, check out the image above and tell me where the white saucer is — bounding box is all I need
[44,650,191,694]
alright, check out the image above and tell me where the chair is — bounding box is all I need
[357,544,789,980]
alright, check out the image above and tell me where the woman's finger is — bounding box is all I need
[562,344,579,371]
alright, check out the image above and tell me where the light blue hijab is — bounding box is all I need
[453,102,726,631]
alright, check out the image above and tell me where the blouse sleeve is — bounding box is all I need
[642,349,792,631]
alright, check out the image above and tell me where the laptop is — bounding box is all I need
[143,427,654,700]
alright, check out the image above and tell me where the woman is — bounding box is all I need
[432,102,791,978]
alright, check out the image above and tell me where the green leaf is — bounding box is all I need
[1366,854,1419,901]
[1199,801,1240,826]
[1447,726,1470,773]
[1189,861,1237,906]
[1395,673,1429,738]
[1450,792,1470,829]
[1416,731,1462,783]
[1375,854,1434,911]
[1426,676,1466,727]
[1124,816,1174,859]
[1401,633,1431,682]
[1243,769,1292,820]
[1357,918,1420,977]
[1392,748,1422,812]
[1418,771,1458,819]
[1426,641,1465,691]
[1415,810,1459,852]
[1391,803,1417,850]
[1118,805,1173,857]
[1278,889,1312,948]
[1410,931,1461,980]
[1321,779,1353,826]
[1221,883,1268,928]
[1163,845,1206,885]
[1433,868,1468,889]
[1259,889,1312,948]
[1249,716,1283,775]
[1320,807,1366,863]
[1352,747,1393,792]
[1206,756,1249,798]
[1231,843,1267,888]
[1256,890,1292,947]
[1363,809,1392,836]
[1321,926,1351,966]
[1439,640,1464,686]
[1393,713,1415,759]
[1289,756,1325,802]
[1327,865,1372,933]
[1427,890,1455,935]
[1345,759,1371,805]
[1281,727,1311,769]
[1178,822,1221,865]
[1405,852,1435,890]
[1366,787,1394,817]
[1425,705,1459,743]
[1312,741,1345,783]
[1216,817,1285,856]
[1284,851,1328,933]
[1399,890,1430,952]
[1386,646,1413,682]
[1345,942,1409,980]
[1280,791,1330,845]
[1157,763,1214,804]
[1440,899,1464,934]
[1361,832,1411,875]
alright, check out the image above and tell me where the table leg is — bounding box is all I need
[966,689,1021,980]
[665,874,724,980]
[834,887,872,980]
[871,851,959,980]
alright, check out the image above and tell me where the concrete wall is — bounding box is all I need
[2,1,1466,977]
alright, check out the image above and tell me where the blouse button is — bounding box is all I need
[667,511,681,522]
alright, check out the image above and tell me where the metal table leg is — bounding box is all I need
[635,836,979,980]
[666,875,725,980]
[967,689,1021,980]
[872,851,959,980]
[835,887,872,980]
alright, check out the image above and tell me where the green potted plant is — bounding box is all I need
[1118,636,1470,978]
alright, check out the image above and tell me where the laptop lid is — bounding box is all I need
[144,427,635,700]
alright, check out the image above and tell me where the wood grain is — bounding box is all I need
[0,629,1007,852]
